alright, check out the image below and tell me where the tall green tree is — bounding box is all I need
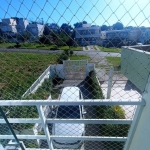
[60,23,73,35]
[101,25,108,31]
[74,21,87,28]
[113,22,124,30]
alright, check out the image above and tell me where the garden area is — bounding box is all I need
[87,71,129,149]
[0,51,89,148]
[97,46,121,53]
[106,56,121,71]
[0,52,89,100]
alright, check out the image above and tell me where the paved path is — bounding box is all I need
[83,47,86,51]
[95,45,101,51]
[0,48,121,57]
[101,80,142,119]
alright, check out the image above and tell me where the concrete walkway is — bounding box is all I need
[101,80,142,119]
[83,47,86,51]
[95,45,101,51]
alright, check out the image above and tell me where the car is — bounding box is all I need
[52,87,86,149]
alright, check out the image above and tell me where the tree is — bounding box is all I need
[0,28,4,43]
[60,23,75,47]
[60,23,73,35]
[49,23,60,32]
[17,31,31,42]
[43,23,60,35]
[56,32,69,46]
[43,24,51,35]
[74,21,87,28]
[40,23,60,45]
[125,26,133,30]
[101,25,108,31]
[113,22,124,30]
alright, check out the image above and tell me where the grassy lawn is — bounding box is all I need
[0,52,58,100]
[98,46,121,53]
[70,46,82,51]
[0,43,83,51]
[0,52,90,100]
[106,57,121,66]
[0,43,16,48]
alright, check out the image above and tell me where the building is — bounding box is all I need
[100,30,129,47]
[14,18,29,34]
[125,27,150,45]
[75,24,101,45]
[1,18,17,38]
[0,17,44,42]
[0,17,29,42]
[139,27,150,44]
[27,23,44,41]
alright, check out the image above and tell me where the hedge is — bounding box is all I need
[88,71,129,149]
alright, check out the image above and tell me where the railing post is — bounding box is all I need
[124,75,150,150]
[107,66,114,99]
[0,107,25,150]
[37,105,53,150]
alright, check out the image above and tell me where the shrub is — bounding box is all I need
[57,52,69,64]
[24,77,53,100]
[70,50,74,55]
[88,71,104,99]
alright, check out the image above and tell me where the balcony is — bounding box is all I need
[0,56,150,150]
[0,98,146,150]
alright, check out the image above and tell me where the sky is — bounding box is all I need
[0,0,150,27]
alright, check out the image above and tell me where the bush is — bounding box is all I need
[57,52,69,64]
[24,78,53,100]
[70,50,74,55]
[88,71,104,99]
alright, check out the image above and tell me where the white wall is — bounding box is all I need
[50,64,65,79]
[127,76,150,150]
[50,63,95,79]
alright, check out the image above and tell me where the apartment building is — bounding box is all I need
[26,23,44,41]
[75,24,101,45]
[15,18,29,34]
[0,17,45,41]
[1,18,17,37]
[100,30,129,47]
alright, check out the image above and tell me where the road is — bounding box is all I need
[0,48,121,57]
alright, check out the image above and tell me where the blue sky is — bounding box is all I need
[0,0,150,27]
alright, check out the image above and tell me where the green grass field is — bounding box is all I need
[106,57,121,70]
[0,52,89,100]
[106,56,121,66]
[97,46,121,53]
[0,43,83,51]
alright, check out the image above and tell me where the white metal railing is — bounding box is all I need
[21,65,51,98]
[0,99,145,150]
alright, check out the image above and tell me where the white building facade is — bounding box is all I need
[1,18,17,37]
[27,23,44,41]
[75,24,101,45]
[0,17,29,41]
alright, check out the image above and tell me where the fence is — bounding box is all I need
[21,66,51,98]
[0,0,150,150]
[0,98,146,150]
